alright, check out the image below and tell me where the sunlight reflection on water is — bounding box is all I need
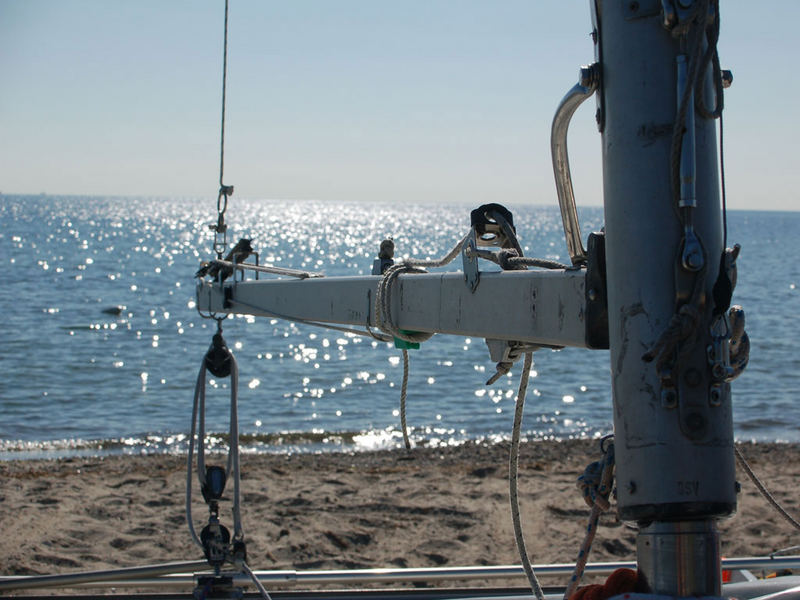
[0,196,798,456]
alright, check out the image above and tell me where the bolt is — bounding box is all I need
[661,388,677,408]
[629,1,640,12]
[683,250,704,271]
[588,288,598,301]
[709,386,722,406]
[627,481,637,495]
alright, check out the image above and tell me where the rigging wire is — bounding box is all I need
[219,0,230,192]
[213,0,234,258]
[720,112,728,249]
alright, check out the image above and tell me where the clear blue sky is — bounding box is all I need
[1,1,798,210]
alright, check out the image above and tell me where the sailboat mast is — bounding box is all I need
[598,1,734,595]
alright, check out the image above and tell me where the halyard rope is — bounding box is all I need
[187,339,243,546]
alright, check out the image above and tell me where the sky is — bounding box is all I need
[1,1,799,210]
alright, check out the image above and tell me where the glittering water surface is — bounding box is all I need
[0,196,798,458]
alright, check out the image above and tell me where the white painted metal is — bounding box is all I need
[599,1,734,596]
[197,268,589,348]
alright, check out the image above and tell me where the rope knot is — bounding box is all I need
[497,248,526,271]
[577,441,615,511]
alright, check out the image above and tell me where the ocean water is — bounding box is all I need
[1,195,798,459]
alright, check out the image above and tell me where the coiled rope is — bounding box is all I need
[373,235,467,448]
[374,235,467,344]
[375,232,564,451]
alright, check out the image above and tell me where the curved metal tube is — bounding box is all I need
[551,64,599,266]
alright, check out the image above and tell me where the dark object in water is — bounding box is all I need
[379,239,394,260]
[101,305,126,316]
[195,238,254,281]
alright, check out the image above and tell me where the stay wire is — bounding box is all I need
[213,0,232,258]
[219,0,230,190]
[720,112,727,249]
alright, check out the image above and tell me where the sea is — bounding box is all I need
[1,195,798,459]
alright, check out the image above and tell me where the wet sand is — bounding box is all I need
[2,440,799,592]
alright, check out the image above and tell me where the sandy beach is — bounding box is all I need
[2,440,799,593]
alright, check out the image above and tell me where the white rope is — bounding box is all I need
[508,352,545,600]
[186,336,245,549]
[373,236,468,447]
[375,264,432,344]
[241,560,273,600]
[563,444,615,600]
[186,363,207,549]
[229,353,243,540]
[400,349,411,450]
[374,235,467,343]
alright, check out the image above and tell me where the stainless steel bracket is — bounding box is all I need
[551,63,599,267]
[461,228,480,293]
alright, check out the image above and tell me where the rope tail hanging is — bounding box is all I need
[374,234,468,449]
[508,352,546,600]
[400,349,411,450]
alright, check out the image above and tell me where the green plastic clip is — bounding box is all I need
[393,330,421,350]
